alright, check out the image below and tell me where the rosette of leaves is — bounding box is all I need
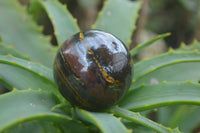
[0,0,200,133]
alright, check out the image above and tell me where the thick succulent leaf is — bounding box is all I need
[119,82,200,111]
[4,121,61,133]
[93,0,142,46]
[130,33,171,57]
[0,56,55,90]
[132,52,200,89]
[0,55,65,101]
[0,43,29,60]
[0,56,53,82]
[0,0,57,68]
[3,120,88,133]
[177,40,200,52]
[30,0,80,45]
[74,108,130,133]
[110,107,181,133]
[168,105,200,132]
[132,127,156,133]
[157,107,173,126]
[0,90,73,132]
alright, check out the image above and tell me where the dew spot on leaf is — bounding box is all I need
[100,22,105,26]
[106,11,112,16]
[30,103,36,107]
[150,78,159,85]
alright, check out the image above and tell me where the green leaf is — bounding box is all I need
[93,0,142,46]
[157,107,173,126]
[132,52,200,89]
[130,33,171,57]
[0,55,65,101]
[4,120,88,133]
[110,107,181,133]
[0,56,53,82]
[0,90,71,132]
[177,40,200,52]
[4,121,62,133]
[0,56,55,90]
[168,105,200,132]
[0,0,57,68]
[31,0,80,45]
[132,127,156,133]
[119,82,200,111]
[0,43,29,60]
[74,108,130,133]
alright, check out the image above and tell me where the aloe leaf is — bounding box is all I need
[93,0,142,46]
[0,43,29,60]
[168,105,200,132]
[4,120,88,133]
[110,107,181,133]
[119,82,200,111]
[177,40,200,52]
[132,52,200,89]
[30,0,80,45]
[0,56,53,82]
[0,0,57,68]
[157,107,173,126]
[0,78,13,91]
[134,52,200,80]
[132,127,156,133]
[0,56,56,91]
[0,55,66,101]
[74,108,130,133]
[0,90,72,132]
[130,33,171,57]
[5,121,63,133]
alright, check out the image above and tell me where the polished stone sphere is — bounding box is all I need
[54,30,133,111]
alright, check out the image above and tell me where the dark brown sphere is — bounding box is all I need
[54,30,133,111]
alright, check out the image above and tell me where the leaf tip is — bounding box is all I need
[38,88,42,91]
[180,42,186,48]
[136,112,140,115]
[63,4,67,8]
[142,58,147,61]
[39,25,44,32]
[10,44,15,48]
[132,80,136,83]
[167,32,171,36]
[168,47,174,53]
[12,87,18,92]
[40,113,45,116]
[128,129,133,133]
[118,117,122,121]
[162,80,167,83]
[193,49,199,53]
[186,79,192,83]
[8,53,12,56]
[192,39,198,44]
[26,55,30,58]
[141,83,145,87]
[74,18,78,24]
[132,116,136,119]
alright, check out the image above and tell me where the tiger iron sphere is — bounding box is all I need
[54,30,133,111]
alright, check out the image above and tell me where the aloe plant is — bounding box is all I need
[0,0,200,133]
